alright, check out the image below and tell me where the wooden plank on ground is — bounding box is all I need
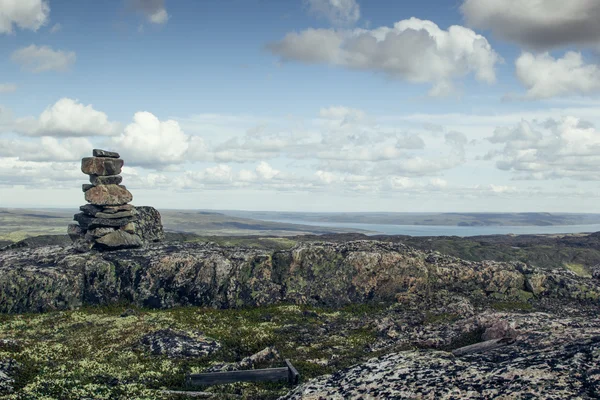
[452,337,516,357]
[189,367,289,386]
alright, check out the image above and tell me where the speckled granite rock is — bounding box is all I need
[0,241,598,314]
[204,346,280,372]
[0,358,19,394]
[139,329,221,358]
[280,312,600,399]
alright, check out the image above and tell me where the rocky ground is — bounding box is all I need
[0,239,598,399]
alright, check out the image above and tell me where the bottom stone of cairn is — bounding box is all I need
[68,149,164,252]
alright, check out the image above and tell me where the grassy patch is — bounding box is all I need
[564,263,592,278]
[0,303,383,399]
[490,301,533,312]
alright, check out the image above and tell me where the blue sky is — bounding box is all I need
[3,0,600,212]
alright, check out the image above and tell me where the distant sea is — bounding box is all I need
[263,219,600,237]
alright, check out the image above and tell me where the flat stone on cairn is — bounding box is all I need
[68,149,164,252]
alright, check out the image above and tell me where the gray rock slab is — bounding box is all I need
[93,149,120,158]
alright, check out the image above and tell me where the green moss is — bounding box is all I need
[490,301,533,311]
[564,263,592,278]
[423,312,459,325]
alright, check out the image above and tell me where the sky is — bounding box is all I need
[3,0,600,212]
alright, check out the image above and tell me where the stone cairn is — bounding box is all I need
[68,149,164,252]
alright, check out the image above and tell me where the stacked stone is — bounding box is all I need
[68,149,143,251]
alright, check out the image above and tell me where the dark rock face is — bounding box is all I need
[90,175,123,185]
[81,157,123,176]
[139,329,221,358]
[92,149,120,158]
[0,241,598,314]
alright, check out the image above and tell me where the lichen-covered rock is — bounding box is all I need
[83,185,132,206]
[281,310,600,400]
[81,157,123,176]
[139,329,221,358]
[0,241,598,313]
[132,206,164,242]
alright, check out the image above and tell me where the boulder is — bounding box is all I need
[84,185,132,206]
[92,149,120,158]
[89,175,123,186]
[81,157,124,176]
[95,230,143,249]
[132,206,165,242]
[139,329,221,358]
[82,184,94,192]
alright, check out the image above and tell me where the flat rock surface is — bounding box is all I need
[92,149,120,158]
[73,212,135,229]
[89,174,123,185]
[95,229,143,249]
[81,157,123,176]
[280,312,600,399]
[139,329,221,358]
[84,184,132,206]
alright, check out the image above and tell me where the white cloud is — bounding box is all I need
[461,0,600,51]
[487,116,600,180]
[267,18,500,95]
[0,0,49,34]
[0,83,17,93]
[304,0,360,26]
[115,111,210,167]
[516,52,600,99]
[13,98,120,137]
[0,136,92,161]
[127,0,169,24]
[256,161,280,180]
[0,157,81,188]
[11,45,76,73]
[319,106,365,121]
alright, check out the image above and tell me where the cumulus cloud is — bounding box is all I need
[0,83,17,93]
[11,45,76,73]
[127,0,169,24]
[267,18,500,96]
[487,116,600,180]
[461,0,600,51]
[0,136,92,161]
[14,98,121,137]
[0,0,49,34]
[304,0,360,26]
[0,157,81,187]
[115,111,210,168]
[515,52,600,99]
